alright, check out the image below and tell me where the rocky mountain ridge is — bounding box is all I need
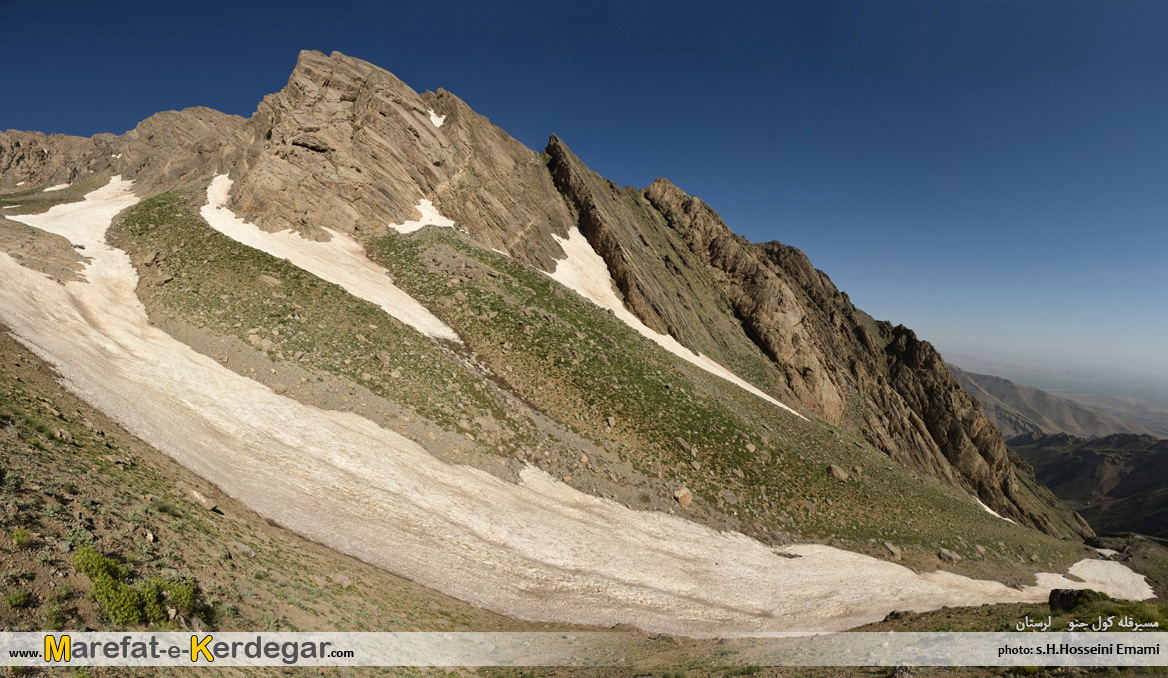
[952,366,1154,438]
[0,50,1090,540]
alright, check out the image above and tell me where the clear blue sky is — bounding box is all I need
[4,0,1166,378]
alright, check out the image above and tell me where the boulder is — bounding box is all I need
[938,548,962,564]
[1049,588,1108,613]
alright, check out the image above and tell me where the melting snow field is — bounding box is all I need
[202,175,459,343]
[389,198,457,234]
[549,227,807,420]
[42,183,70,192]
[0,179,1154,636]
[427,109,446,127]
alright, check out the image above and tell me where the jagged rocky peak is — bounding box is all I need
[232,50,576,266]
[641,176,848,424]
[119,107,250,192]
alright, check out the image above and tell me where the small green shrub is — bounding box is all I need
[5,588,32,608]
[165,579,197,612]
[64,526,94,546]
[73,546,141,623]
[155,501,181,517]
[52,584,73,604]
[72,546,201,625]
[10,528,32,548]
[45,601,66,628]
[73,546,127,581]
[103,580,147,625]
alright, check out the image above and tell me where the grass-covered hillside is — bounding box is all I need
[97,182,1098,582]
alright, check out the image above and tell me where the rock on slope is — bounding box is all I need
[952,366,1154,438]
[0,49,1088,543]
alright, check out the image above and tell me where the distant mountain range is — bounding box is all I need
[1009,433,1168,539]
[950,366,1154,438]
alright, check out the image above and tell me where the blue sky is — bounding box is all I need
[4,0,1166,378]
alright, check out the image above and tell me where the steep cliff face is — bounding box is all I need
[639,178,847,424]
[117,107,251,192]
[637,177,1087,536]
[542,136,800,405]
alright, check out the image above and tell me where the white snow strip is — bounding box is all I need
[0,179,1152,637]
[427,109,446,127]
[43,184,70,192]
[389,199,456,234]
[2,205,19,209]
[201,176,459,343]
[15,181,25,187]
[976,498,1018,524]
[548,227,806,420]
[1096,548,1120,558]
[111,153,122,159]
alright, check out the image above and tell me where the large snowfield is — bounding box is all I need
[0,179,1153,636]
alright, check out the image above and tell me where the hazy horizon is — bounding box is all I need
[2,0,1164,382]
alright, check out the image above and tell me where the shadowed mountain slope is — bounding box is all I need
[1010,432,1168,539]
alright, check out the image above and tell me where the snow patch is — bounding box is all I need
[427,109,446,127]
[111,153,122,159]
[389,199,456,234]
[2,205,19,209]
[547,227,806,420]
[202,175,460,343]
[43,184,70,192]
[0,180,1153,637]
[1096,548,1119,558]
[976,498,1017,524]
[15,181,24,187]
